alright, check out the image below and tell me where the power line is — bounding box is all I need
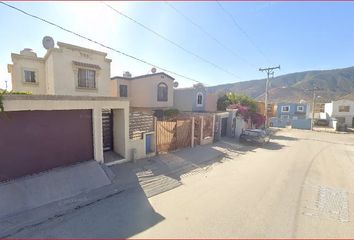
[102,1,242,80]
[216,1,271,63]
[0,1,202,84]
[164,1,257,68]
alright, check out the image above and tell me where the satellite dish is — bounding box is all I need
[151,67,157,73]
[42,36,54,50]
[173,81,179,88]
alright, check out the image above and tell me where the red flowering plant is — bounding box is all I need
[228,103,266,128]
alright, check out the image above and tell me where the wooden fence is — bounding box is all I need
[156,119,192,153]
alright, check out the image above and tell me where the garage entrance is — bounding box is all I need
[0,110,93,182]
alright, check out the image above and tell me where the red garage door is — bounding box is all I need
[0,110,93,182]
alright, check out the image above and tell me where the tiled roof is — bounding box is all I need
[111,72,175,81]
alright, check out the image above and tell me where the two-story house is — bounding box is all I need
[3,41,130,182]
[111,71,175,116]
[276,102,310,120]
[173,83,217,113]
[270,102,311,129]
[324,99,354,127]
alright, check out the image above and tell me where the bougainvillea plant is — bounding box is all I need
[228,103,265,128]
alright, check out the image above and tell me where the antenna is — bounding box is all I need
[151,67,157,73]
[173,81,179,88]
[42,36,54,49]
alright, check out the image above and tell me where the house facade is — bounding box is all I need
[111,72,175,115]
[173,83,217,113]
[276,102,310,120]
[324,99,354,127]
[8,42,113,96]
[255,101,276,118]
[270,102,311,129]
[2,41,130,182]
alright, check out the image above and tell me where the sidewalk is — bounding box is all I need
[0,140,245,238]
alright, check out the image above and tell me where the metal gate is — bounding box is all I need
[102,109,113,151]
[0,110,93,182]
[156,119,191,153]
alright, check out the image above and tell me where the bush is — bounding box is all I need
[0,90,32,112]
[163,108,180,118]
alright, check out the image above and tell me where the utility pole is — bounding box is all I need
[307,86,324,130]
[259,65,280,127]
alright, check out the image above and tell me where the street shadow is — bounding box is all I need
[270,134,298,141]
[11,167,165,238]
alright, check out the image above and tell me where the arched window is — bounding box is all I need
[196,92,203,106]
[157,82,168,101]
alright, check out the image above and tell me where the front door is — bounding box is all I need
[221,117,228,137]
[102,109,113,151]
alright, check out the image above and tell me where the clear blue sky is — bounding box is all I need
[1,1,354,89]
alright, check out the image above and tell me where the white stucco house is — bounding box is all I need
[323,99,354,127]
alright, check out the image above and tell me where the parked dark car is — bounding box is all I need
[240,129,270,146]
[315,119,329,126]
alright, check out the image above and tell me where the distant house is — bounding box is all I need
[255,101,276,118]
[270,102,311,129]
[276,102,310,120]
[111,71,175,116]
[173,83,217,113]
[323,99,354,127]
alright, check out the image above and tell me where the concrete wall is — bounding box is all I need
[126,132,156,161]
[205,93,217,112]
[113,108,129,158]
[291,119,312,130]
[270,117,311,130]
[235,117,247,140]
[9,42,113,97]
[325,100,354,125]
[3,95,129,163]
[173,88,193,112]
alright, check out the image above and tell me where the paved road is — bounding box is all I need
[12,129,354,238]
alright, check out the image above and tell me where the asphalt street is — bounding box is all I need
[12,129,354,238]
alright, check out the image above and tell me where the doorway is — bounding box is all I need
[221,117,228,137]
[102,109,113,151]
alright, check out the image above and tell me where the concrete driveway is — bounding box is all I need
[10,129,354,238]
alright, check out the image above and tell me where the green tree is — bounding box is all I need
[217,93,257,112]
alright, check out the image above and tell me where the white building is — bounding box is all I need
[324,99,354,127]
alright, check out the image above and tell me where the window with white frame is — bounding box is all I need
[196,92,203,106]
[338,105,350,112]
[24,70,36,83]
[157,82,168,101]
[297,105,304,112]
[78,68,96,89]
[281,105,290,112]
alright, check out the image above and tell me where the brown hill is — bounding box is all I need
[207,66,354,103]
